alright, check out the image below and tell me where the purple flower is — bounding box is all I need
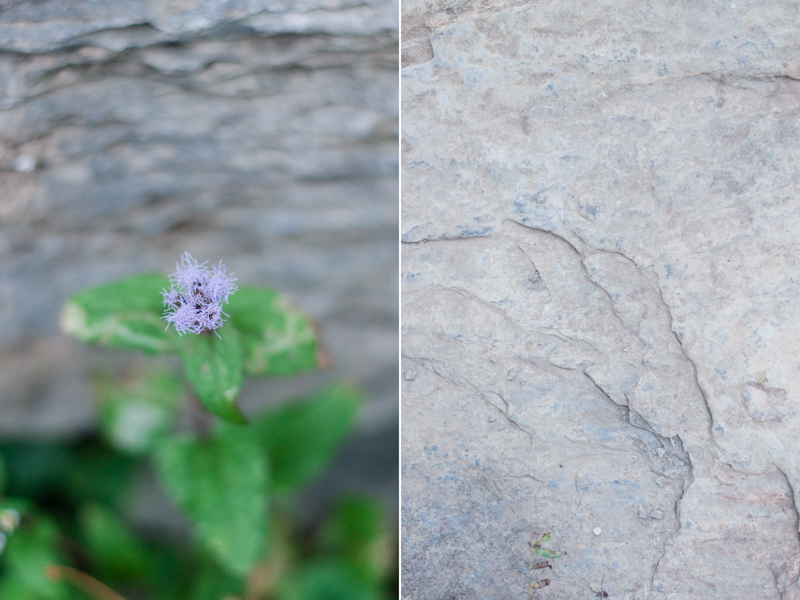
[161,252,237,337]
[206,262,238,303]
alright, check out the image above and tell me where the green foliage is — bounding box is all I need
[0,443,139,510]
[0,439,395,599]
[78,504,149,581]
[132,543,194,600]
[61,274,323,425]
[60,274,176,355]
[155,424,269,574]
[0,513,68,600]
[94,367,185,455]
[277,560,378,600]
[527,532,561,597]
[226,287,317,376]
[187,554,246,600]
[179,329,246,424]
[319,496,391,586]
[63,447,139,508]
[17,269,397,600]
[253,383,361,493]
[0,443,77,500]
[534,547,561,559]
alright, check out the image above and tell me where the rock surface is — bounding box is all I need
[0,0,398,508]
[401,1,800,598]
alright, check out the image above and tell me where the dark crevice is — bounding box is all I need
[649,272,717,443]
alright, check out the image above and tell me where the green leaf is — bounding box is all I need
[0,513,69,600]
[539,533,551,544]
[277,560,377,600]
[60,274,177,354]
[179,329,246,424]
[95,367,185,455]
[135,542,194,600]
[78,504,149,581]
[319,496,390,585]
[0,497,35,514]
[535,548,561,559]
[64,447,139,508]
[0,443,77,499]
[252,383,361,493]
[188,553,245,600]
[226,286,317,376]
[154,424,269,574]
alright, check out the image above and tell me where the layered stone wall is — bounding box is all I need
[402,2,800,598]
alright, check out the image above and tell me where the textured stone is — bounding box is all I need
[0,0,398,509]
[402,1,800,598]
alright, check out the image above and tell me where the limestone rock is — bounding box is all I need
[402,1,800,597]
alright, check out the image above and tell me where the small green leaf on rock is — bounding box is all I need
[155,424,269,574]
[252,383,361,493]
[179,329,245,424]
[60,274,176,354]
[226,287,317,376]
[535,548,561,559]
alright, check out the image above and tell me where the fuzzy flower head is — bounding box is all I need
[161,252,238,337]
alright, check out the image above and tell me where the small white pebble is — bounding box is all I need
[623,347,628,352]
[592,527,602,536]
[507,369,516,381]
[12,155,36,172]
[404,370,417,381]
[656,447,667,458]
[650,509,664,520]
[638,505,648,519]
[490,356,497,363]
[655,476,668,488]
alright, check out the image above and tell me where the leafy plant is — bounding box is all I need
[526,532,562,597]
[0,254,395,600]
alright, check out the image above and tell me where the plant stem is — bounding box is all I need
[46,565,129,600]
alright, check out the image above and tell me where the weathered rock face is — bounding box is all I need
[402,2,800,598]
[0,0,398,504]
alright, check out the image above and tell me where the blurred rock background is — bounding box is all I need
[0,0,398,523]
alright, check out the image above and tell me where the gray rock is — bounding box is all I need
[402,1,800,598]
